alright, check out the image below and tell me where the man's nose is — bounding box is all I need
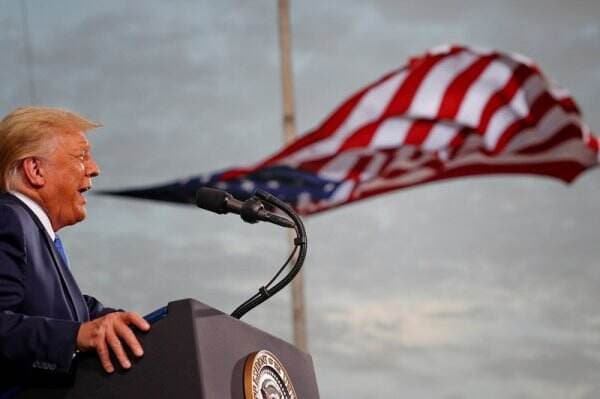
[86,155,100,177]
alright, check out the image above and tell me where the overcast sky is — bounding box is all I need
[1,1,600,398]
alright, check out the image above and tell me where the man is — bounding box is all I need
[0,106,150,388]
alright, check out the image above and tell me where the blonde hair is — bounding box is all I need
[0,106,101,192]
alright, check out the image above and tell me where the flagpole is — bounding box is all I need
[277,0,308,351]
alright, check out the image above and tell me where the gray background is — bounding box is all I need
[1,1,600,398]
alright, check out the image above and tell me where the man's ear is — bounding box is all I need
[21,157,46,188]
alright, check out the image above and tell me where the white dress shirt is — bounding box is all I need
[9,191,56,240]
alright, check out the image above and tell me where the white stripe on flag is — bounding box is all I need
[512,74,546,117]
[484,106,517,150]
[448,138,596,168]
[456,59,516,128]
[359,138,594,196]
[318,151,361,181]
[289,71,408,164]
[428,44,453,55]
[485,74,551,150]
[359,153,388,182]
[548,83,572,101]
[503,105,579,153]
[408,51,480,118]
[370,117,412,149]
[422,122,460,152]
[326,180,355,205]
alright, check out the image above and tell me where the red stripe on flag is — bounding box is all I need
[220,167,252,180]
[346,155,372,188]
[448,127,471,150]
[298,156,334,174]
[477,64,536,135]
[355,161,588,202]
[256,69,402,166]
[493,91,556,154]
[338,121,380,151]
[385,53,447,115]
[437,54,498,119]
[404,120,434,145]
[517,124,585,155]
[557,97,579,114]
[589,136,600,152]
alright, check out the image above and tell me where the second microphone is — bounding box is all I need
[196,187,295,228]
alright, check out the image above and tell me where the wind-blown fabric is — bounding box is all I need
[107,44,599,215]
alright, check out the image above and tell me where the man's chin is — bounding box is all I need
[62,210,87,229]
[77,208,87,223]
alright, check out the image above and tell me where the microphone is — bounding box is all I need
[196,187,295,228]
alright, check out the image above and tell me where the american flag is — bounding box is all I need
[107,44,599,215]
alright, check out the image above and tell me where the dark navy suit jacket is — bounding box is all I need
[0,193,114,387]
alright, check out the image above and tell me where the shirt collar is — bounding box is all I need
[9,191,56,240]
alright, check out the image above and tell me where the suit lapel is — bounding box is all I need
[2,194,89,322]
[42,230,89,322]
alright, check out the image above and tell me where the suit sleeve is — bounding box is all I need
[83,295,119,319]
[0,206,80,373]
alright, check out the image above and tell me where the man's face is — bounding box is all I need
[41,131,100,231]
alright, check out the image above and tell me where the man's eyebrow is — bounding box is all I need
[70,146,89,156]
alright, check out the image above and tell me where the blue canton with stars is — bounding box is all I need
[104,166,342,210]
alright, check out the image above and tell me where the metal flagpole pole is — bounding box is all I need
[20,0,37,104]
[277,0,308,351]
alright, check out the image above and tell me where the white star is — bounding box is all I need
[198,174,209,183]
[240,180,255,192]
[297,192,312,209]
[266,180,280,189]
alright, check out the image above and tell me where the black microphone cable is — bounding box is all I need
[230,189,307,319]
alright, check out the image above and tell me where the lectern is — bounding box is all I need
[14,188,316,398]
[18,299,320,398]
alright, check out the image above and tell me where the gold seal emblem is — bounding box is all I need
[243,350,298,399]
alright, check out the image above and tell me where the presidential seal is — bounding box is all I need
[243,350,298,399]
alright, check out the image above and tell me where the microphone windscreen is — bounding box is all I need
[196,187,229,214]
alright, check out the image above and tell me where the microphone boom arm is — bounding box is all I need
[230,189,307,319]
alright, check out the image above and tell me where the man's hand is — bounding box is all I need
[76,311,151,373]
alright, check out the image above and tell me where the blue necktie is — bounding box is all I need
[53,235,69,268]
